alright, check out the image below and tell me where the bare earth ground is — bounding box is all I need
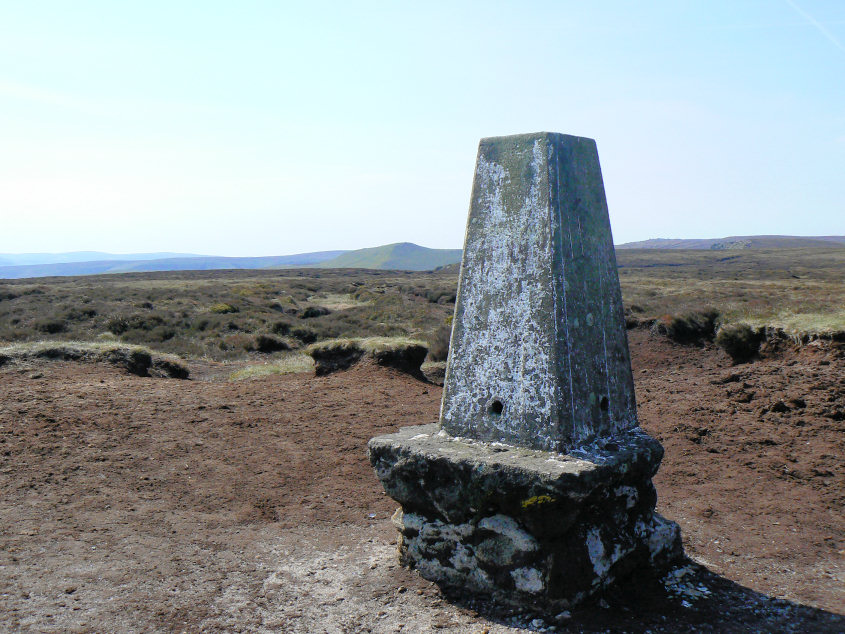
[0,330,842,632]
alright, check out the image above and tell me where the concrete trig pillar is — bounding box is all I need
[441,133,636,451]
[369,133,683,612]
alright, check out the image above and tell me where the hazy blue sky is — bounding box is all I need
[1,1,843,255]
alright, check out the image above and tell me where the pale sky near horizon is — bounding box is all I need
[1,1,843,256]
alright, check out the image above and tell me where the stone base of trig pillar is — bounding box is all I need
[369,132,683,609]
[369,425,682,609]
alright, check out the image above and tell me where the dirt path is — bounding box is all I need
[0,332,842,632]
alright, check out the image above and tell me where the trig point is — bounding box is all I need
[369,133,683,610]
[441,132,636,451]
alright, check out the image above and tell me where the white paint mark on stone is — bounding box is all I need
[614,485,638,510]
[586,527,627,581]
[645,516,681,561]
[478,515,538,553]
[511,567,544,593]
[449,543,475,571]
[400,512,424,533]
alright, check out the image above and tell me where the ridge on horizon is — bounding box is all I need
[0,242,463,280]
[3,235,843,280]
[617,235,845,250]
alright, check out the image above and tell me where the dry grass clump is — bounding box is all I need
[426,324,452,361]
[652,308,719,344]
[715,324,764,364]
[306,337,428,376]
[254,334,291,353]
[738,310,845,339]
[229,353,314,381]
[33,318,68,334]
[299,306,331,319]
[209,302,239,314]
[306,336,425,355]
[0,341,189,378]
[307,293,369,310]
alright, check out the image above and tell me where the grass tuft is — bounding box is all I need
[306,336,426,355]
[229,353,314,380]
[715,324,764,364]
[737,310,845,338]
[0,340,189,378]
[306,337,428,376]
[209,303,239,314]
[254,334,291,353]
[426,324,452,361]
[652,308,719,344]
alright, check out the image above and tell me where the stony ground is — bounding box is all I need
[0,330,842,632]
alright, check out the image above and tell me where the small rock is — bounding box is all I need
[64,586,77,594]
[598,598,610,609]
[770,400,790,413]
[554,610,571,622]
[734,391,754,403]
[530,618,545,628]
[713,372,741,384]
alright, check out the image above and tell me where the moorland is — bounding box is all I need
[1,247,843,366]
[0,247,843,632]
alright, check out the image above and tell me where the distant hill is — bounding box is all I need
[0,251,204,266]
[313,243,463,271]
[617,235,845,250]
[0,243,464,279]
[0,251,346,280]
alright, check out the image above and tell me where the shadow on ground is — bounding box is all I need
[442,559,845,632]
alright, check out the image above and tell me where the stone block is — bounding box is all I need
[369,425,683,609]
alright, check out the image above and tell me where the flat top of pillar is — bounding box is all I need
[478,131,597,146]
[370,424,663,487]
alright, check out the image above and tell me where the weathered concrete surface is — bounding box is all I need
[368,424,683,609]
[441,132,636,452]
[369,424,664,525]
